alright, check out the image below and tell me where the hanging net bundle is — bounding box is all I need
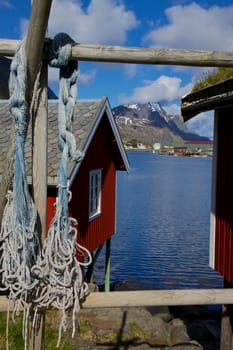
[0,39,41,350]
[0,39,40,305]
[31,33,92,346]
[0,33,92,348]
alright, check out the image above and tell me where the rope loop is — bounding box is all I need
[9,39,29,138]
[49,33,83,163]
[48,33,74,68]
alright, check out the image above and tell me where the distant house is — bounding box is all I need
[181,77,233,287]
[0,97,129,290]
[137,142,146,150]
[173,146,187,156]
[184,141,213,155]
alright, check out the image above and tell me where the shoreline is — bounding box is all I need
[0,289,221,349]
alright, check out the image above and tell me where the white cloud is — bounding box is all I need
[119,75,193,104]
[78,69,96,85]
[47,0,139,45]
[20,0,138,87]
[49,66,96,83]
[145,3,233,51]
[20,18,28,38]
[122,64,137,79]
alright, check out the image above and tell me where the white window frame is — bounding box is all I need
[89,169,102,220]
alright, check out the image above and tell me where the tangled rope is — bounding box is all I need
[0,39,41,350]
[0,39,40,303]
[0,33,92,348]
[31,33,92,347]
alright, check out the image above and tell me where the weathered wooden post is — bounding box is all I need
[29,61,48,350]
[105,238,111,292]
[220,280,233,350]
[26,2,52,348]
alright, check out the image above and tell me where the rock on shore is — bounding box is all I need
[74,303,221,349]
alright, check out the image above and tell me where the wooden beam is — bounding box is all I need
[32,62,48,245]
[1,40,233,67]
[0,39,18,56]
[181,77,233,120]
[220,306,233,350]
[27,3,51,349]
[85,244,104,283]
[71,44,233,67]
[25,0,52,100]
[82,289,233,309]
[181,91,233,121]
[105,238,111,292]
[29,61,48,350]
[1,288,233,311]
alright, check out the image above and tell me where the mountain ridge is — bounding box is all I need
[112,102,209,147]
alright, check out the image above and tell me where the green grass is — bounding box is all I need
[0,310,153,349]
[0,312,24,350]
[192,67,233,91]
[0,310,79,350]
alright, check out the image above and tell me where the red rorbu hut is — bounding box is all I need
[181,79,233,345]
[0,96,129,290]
[181,77,233,289]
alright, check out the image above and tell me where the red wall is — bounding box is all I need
[215,108,233,283]
[47,114,117,254]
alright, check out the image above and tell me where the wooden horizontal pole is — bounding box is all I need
[71,44,233,67]
[1,39,233,67]
[83,289,233,308]
[0,289,232,311]
[0,39,18,56]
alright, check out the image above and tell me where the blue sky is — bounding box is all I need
[1,0,233,137]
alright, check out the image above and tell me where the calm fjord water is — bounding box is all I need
[99,152,223,289]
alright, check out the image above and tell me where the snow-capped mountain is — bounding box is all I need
[112,102,209,146]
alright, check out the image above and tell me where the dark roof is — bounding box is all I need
[184,141,213,145]
[0,97,129,185]
[0,57,57,99]
[0,57,10,99]
[181,77,233,121]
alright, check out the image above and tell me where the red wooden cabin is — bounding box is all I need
[181,79,233,345]
[0,96,129,290]
[181,78,233,287]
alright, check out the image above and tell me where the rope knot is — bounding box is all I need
[48,33,74,68]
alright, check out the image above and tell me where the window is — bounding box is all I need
[89,169,102,219]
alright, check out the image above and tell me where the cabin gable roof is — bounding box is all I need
[0,97,129,185]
